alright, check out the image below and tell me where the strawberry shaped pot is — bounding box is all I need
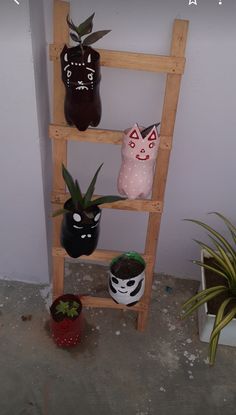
[50,294,83,348]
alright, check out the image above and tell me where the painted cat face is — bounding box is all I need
[108,271,145,305]
[123,123,159,161]
[71,210,101,237]
[61,45,100,92]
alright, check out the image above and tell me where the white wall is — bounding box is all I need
[0,0,50,283]
[47,0,236,280]
[0,0,234,283]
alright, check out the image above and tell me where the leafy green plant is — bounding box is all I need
[66,12,110,53]
[53,163,125,216]
[182,212,236,365]
[56,300,80,318]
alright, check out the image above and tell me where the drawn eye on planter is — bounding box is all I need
[88,73,93,81]
[64,53,68,62]
[67,70,72,78]
[73,213,82,222]
[149,142,155,148]
[127,279,135,287]
[112,277,118,284]
[94,212,101,222]
[129,141,135,148]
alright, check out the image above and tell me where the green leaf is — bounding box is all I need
[56,301,69,314]
[70,33,80,43]
[74,179,83,208]
[208,236,236,279]
[62,164,78,209]
[210,301,236,342]
[185,218,236,264]
[77,12,95,37]
[209,212,236,245]
[52,208,70,217]
[209,298,232,365]
[83,163,104,209]
[87,195,126,207]
[182,285,227,310]
[83,30,111,46]
[181,286,228,318]
[66,15,77,31]
[192,260,229,281]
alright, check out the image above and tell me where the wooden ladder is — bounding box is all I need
[49,0,189,331]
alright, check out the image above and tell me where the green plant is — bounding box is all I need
[56,300,80,318]
[53,163,125,216]
[182,212,236,365]
[66,12,110,53]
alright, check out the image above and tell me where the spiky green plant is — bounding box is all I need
[66,12,110,53]
[182,212,236,365]
[53,163,125,216]
[56,300,80,318]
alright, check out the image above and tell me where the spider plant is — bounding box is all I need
[53,163,125,216]
[182,212,236,365]
[66,12,111,54]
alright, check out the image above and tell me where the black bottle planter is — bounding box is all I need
[61,199,101,258]
[60,44,101,131]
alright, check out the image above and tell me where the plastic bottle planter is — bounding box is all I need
[61,199,101,258]
[117,123,159,199]
[108,252,146,306]
[61,45,101,131]
[50,294,83,348]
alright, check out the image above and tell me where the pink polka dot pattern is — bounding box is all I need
[117,124,159,199]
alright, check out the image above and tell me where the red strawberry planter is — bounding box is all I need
[50,294,83,348]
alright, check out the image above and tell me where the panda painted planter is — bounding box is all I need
[61,199,101,258]
[117,123,159,199]
[50,294,83,348]
[60,45,101,131]
[109,252,146,306]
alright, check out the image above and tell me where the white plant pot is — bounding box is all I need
[197,249,236,346]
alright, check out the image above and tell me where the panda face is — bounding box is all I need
[108,271,145,306]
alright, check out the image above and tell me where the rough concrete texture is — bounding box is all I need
[0,262,236,415]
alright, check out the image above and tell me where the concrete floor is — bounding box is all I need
[0,262,236,415]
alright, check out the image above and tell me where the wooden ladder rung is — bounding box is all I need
[49,44,186,74]
[80,295,147,311]
[51,192,162,213]
[49,124,172,149]
[52,247,152,264]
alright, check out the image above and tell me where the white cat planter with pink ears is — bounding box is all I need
[117,123,160,199]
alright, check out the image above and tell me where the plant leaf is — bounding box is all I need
[70,33,80,43]
[181,286,228,318]
[87,195,126,207]
[185,218,236,265]
[182,285,227,310]
[209,212,236,245]
[209,297,232,365]
[66,15,77,31]
[210,301,236,342]
[208,235,236,280]
[83,163,104,209]
[62,164,78,209]
[74,179,83,208]
[83,30,111,46]
[192,259,229,281]
[77,12,95,36]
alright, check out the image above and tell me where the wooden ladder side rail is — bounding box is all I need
[137,19,189,331]
[52,0,70,299]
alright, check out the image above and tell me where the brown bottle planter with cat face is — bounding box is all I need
[60,45,101,131]
[61,199,102,258]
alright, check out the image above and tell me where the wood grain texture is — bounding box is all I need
[49,124,172,149]
[80,296,147,311]
[49,44,186,74]
[52,256,65,299]
[51,192,162,213]
[138,19,189,331]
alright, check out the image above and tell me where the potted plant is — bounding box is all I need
[117,123,160,199]
[60,13,111,131]
[182,212,236,365]
[50,294,83,347]
[108,251,146,306]
[53,163,125,258]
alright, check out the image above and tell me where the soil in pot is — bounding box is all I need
[61,45,101,131]
[204,257,236,316]
[61,200,101,258]
[50,294,83,348]
[109,254,145,306]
